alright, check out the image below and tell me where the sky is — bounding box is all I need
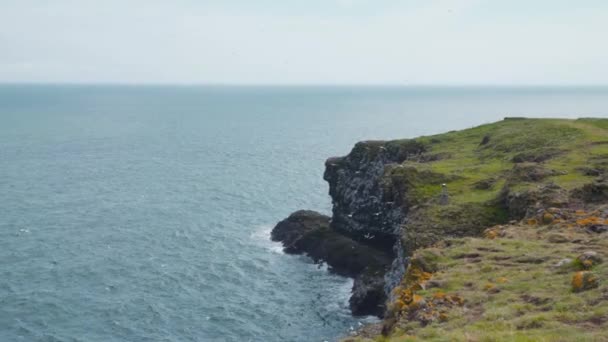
[1,0,607,85]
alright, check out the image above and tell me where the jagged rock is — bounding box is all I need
[271,210,392,316]
[508,163,564,183]
[484,226,507,239]
[401,203,506,252]
[271,211,391,276]
[579,167,604,177]
[500,183,570,220]
[572,271,600,292]
[542,212,555,224]
[323,140,425,241]
[512,148,563,163]
[271,210,330,251]
[547,233,570,243]
[479,134,491,146]
[573,178,608,203]
[350,270,387,317]
[323,140,427,313]
[586,224,608,234]
[554,258,573,268]
[577,251,603,269]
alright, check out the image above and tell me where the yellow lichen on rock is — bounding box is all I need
[483,225,506,239]
[542,212,555,224]
[527,218,538,226]
[572,271,599,292]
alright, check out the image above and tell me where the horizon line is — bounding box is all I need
[2,82,608,88]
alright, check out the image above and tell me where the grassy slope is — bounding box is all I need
[344,118,608,341]
[352,209,608,342]
[403,118,607,204]
[380,118,608,252]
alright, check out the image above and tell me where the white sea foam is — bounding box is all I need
[250,225,284,254]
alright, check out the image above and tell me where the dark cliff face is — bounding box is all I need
[323,140,426,251]
[322,140,428,305]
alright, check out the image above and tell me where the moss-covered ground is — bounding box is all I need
[345,207,608,341]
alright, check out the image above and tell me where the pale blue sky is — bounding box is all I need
[1,0,607,84]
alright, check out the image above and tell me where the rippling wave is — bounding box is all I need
[1,85,606,341]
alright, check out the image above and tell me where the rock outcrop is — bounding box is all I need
[271,210,392,316]
[271,118,608,328]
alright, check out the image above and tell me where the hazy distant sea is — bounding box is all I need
[1,85,607,341]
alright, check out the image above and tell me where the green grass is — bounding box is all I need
[384,118,607,205]
[346,219,608,342]
[379,118,608,253]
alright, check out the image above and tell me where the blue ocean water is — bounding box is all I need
[0,85,607,342]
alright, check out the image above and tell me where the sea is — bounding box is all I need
[1,85,607,342]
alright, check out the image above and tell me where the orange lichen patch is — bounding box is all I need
[576,216,606,226]
[450,295,464,305]
[484,283,496,291]
[400,288,413,303]
[405,265,433,286]
[572,272,584,291]
[572,271,600,292]
[542,213,555,224]
[576,251,603,270]
[496,277,509,283]
[483,228,499,239]
[432,292,447,300]
[575,210,587,216]
[394,299,407,310]
[389,259,464,329]
[412,294,424,302]
[527,218,538,226]
[409,295,426,310]
[483,226,506,239]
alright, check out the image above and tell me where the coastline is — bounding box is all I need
[271,117,608,341]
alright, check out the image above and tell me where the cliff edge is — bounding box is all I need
[271,118,608,338]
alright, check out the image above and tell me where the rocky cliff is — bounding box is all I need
[271,118,608,337]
